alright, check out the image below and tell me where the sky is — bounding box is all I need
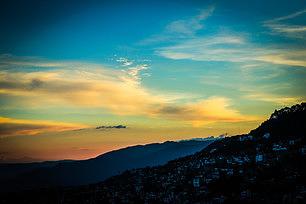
[0,0,306,162]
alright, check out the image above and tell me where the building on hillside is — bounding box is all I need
[193,177,200,188]
[226,168,234,176]
[289,140,295,145]
[263,133,270,139]
[300,146,306,155]
[255,154,264,163]
[239,135,253,142]
[240,189,252,200]
[210,148,217,153]
[272,144,287,151]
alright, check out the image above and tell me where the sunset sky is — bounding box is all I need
[0,0,306,162]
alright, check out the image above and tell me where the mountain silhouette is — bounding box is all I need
[0,139,214,192]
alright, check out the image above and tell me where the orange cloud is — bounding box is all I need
[0,60,257,128]
[0,117,87,137]
[244,92,303,106]
[155,97,259,127]
[0,68,169,115]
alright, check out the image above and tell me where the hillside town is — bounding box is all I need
[65,131,305,203]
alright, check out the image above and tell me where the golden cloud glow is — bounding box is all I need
[0,59,258,133]
[0,68,169,115]
[257,54,306,67]
[0,117,87,137]
[155,97,259,127]
[244,92,303,105]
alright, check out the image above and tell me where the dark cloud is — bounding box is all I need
[0,123,49,137]
[0,78,43,90]
[96,125,127,129]
[0,75,91,94]
[157,105,189,115]
[0,118,85,137]
[0,81,24,90]
[29,79,44,90]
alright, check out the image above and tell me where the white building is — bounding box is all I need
[289,140,295,145]
[227,169,234,176]
[193,177,200,188]
[255,154,264,163]
[239,135,253,141]
[210,148,217,153]
[300,147,306,155]
[263,133,270,139]
[272,144,287,151]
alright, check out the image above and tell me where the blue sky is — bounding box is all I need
[1,0,305,58]
[0,0,306,161]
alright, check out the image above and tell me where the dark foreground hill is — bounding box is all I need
[0,139,214,192]
[1,103,306,204]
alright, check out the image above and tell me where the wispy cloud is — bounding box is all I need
[150,7,306,67]
[157,33,306,67]
[157,34,250,62]
[240,82,304,106]
[139,6,215,45]
[0,117,86,137]
[263,9,306,39]
[114,56,151,85]
[122,64,149,85]
[244,92,303,106]
[165,6,215,36]
[116,57,133,66]
[257,52,306,67]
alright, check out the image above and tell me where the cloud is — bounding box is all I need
[266,9,306,22]
[166,6,215,36]
[157,33,306,67]
[0,56,256,129]
[263,9,306,39]
[146,7,306,67]
[122,64,149,85]
[114,57,151,85]
[257,53,306,67]
[139,6,215,45]
[0,117,86,137]
[0,68,166,116]
[0,54,71,68]
[243,92,303,106]
[154,97,259,127]
[116,57,133,66]
[157,34,250,62]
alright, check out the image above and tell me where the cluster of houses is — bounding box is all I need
[85,131,306,204]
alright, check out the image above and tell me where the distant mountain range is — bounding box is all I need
[0,138,215,192]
